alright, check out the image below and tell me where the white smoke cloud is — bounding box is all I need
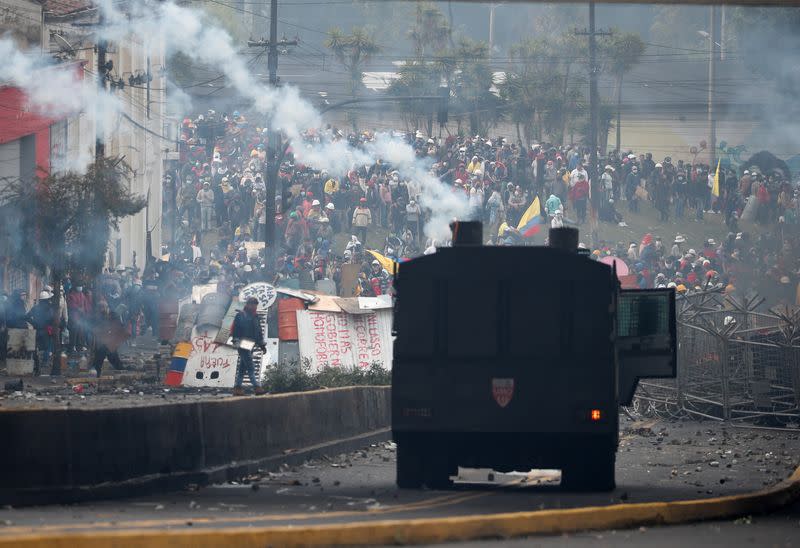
[366,136,468,240]
[165,80,193,118]
[0,0,468,236]
[0,38,121,158]
[51,145,93,175]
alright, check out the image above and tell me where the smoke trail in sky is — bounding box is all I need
[0,0,468,236]
[97,0,468,237]
[0,38,121,154]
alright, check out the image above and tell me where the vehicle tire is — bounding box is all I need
[423,442,454,489]
[396,438,424,488]
[561,452,616,491]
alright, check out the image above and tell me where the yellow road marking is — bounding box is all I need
[0,474,532,536]
[3,466,799,548]
[0,490,491,536]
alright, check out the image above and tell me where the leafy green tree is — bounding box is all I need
[408,2,451,60]
[387,61,443,134]
[580,102,616,153]
[501,39,550,145]
[450,38,502,136]
[600,31,645,153]
[649,5,706,50]
[0,158,146,374]
[325,27,381,131]
[499,36,585,146]
[386,2,457,135]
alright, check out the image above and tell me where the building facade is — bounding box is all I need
[42,0,168,270]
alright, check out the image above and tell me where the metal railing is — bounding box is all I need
[631,292,800,427]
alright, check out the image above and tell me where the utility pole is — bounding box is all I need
[488,3,496,53]
[146,55,151,119]
[248,0,297,278]
[576,2,611,224]
[588,1,598,209]
[96,11,108,161]
[708,4,718,169]
[265,0,278,279]
[615,73,622,155]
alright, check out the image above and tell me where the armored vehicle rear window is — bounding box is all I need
[618,292,670,338]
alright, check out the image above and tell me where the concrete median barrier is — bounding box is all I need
[0,386,391,506]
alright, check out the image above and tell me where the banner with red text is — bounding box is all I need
[295,309,393,372]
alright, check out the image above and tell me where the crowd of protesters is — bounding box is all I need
[0,261,197,376]
[159,109,800,305]
[3,109,799,377]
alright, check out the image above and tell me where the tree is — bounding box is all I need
[408,2,450,60]
[451,38,502,136]
[499,71,538,145]
[325,27,381,132]
[499,36,585,146]
[386,61,443,135]
[649,5,706,50]
[500,39,545,145]
[600,31,645,154]
[580,102,616,154]
[0,158,146,374]
[387,3,454,135]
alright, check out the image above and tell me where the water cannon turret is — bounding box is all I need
[450,221,482,247]
[548,227,579,253]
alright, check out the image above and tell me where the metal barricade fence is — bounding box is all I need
[631,292,800,426]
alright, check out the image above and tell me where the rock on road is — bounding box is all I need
[0,418,798,544]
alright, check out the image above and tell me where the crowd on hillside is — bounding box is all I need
[4,110,799,377]
[159,109,800,304]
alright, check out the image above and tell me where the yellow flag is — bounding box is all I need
[367,250,398,274]
[516,196,541,231]
[712,159,721,198]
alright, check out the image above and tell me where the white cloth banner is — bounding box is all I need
[296,309,393,372]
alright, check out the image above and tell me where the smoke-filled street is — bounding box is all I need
[1,0,800,546]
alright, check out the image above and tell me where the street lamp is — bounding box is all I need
[697,30,724,59]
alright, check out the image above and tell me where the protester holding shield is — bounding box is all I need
[231,296,266,396]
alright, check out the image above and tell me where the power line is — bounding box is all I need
[198,0,328,35]
[121,113,174,142]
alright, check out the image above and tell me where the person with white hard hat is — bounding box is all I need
[601,165,615,200]
[29,290,55,371]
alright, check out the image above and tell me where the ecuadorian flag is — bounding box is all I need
[367,250,399,274]
[517,196,545,237]
[165,341,192,386]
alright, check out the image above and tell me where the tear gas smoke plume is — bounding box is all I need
[0,39,121,158]
[98,0,468,239]
[0,0,467,238]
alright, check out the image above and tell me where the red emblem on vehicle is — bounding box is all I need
[491,378,514,408]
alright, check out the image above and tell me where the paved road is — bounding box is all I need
[424,500,800,547]
[0,419,797,540]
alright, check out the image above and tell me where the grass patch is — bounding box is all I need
[262,360,391,394]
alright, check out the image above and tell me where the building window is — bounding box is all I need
[20,134,35,180]
[0,139,21,182]
[50,119,68,173]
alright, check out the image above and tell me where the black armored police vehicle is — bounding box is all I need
[391,223,676,491]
